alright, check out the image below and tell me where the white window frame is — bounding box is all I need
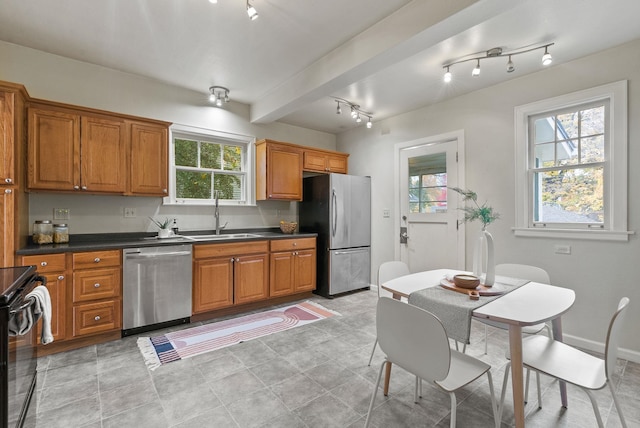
[164,124,256,206]
[513,80,632,241]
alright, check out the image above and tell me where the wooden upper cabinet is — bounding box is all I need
[28,106,80,191]
[80,115,126,193]
[28,104,126,193]
[303,149,349,174]
[0,91,16,186]
[256,139,303,201]
[128,121,168,196]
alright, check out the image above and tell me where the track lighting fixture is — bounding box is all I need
[246,0,258,20]
[442,43,554,83]
[333,97,373,129]
[207,0,258,21]
[209,86,230,107]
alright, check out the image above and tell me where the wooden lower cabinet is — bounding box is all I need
[192,241,269,314]
[269,238,316,297]
[71,250,121,338]
[20,253,67,344]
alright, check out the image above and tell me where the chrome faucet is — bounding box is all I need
[214,191,228,235]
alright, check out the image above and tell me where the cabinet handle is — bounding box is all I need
[293,242,297,246]
[94,257,101,263]
[40,261,48,267]
[4,189,11,194]
[4,178,12,184]
[163,189,167,193]
[230,258,235,262]
[81,186,87,190]
[94,283,100,288]
[94,316,101,321]
[58,275,64,280]
[74,185,80,190]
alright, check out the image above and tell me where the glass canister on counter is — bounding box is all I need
[33,220,53,244]
[53,223,69,243]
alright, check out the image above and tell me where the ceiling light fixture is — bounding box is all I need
[209,86,230,107]
[333,97,373,129]
[207,0,258,21]
[246,0,258,20]
[443,42,554,83]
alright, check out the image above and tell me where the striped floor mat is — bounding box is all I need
[137,301,339,370]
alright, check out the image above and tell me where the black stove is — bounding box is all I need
[1,266,43,428]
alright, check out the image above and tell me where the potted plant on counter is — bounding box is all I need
[149,217,172,238]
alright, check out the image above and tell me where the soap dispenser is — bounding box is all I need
[171,219,179,236]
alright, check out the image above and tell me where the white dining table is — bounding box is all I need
[381,268,576,428]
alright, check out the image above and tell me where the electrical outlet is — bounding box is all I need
[53,208,69,220]
[383,209,390,218]
[554,244,571,255]
[124,207,136,218]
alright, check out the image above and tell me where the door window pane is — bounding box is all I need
[408,153,447,214]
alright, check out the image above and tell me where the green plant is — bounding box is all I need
[149,217,171,229]
[449,187,500,230]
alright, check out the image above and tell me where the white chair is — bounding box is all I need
[480,263,553,355]
[365,297,499,428]
[367,261,410,366]
[499,297,630,428]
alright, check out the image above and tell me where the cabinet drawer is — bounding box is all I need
[73,250,121,269]
[194,241,269,259]
[72,300,121,337]
[270,237,316,252]
[73,267,121,302]
[21,253,66,273]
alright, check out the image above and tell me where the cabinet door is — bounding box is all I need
[80,116,126,193]
[0,187,14,267]
[294,248,316,292]
[269,251,295,297]
[234,253,269,304]
[266,145,302,200]
[193,257,234,313]
[129,122,168,196]
[326,155,348,174]
[0,91,15,186]
[72,300,121,337]
[28,107,80,191]
[37,272,67,344]
[302,151,328,173]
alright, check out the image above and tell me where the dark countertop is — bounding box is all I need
[16,228,317,255]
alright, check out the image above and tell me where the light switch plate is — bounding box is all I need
[383,209,390,218]
[53,208,69,220]
[554,244,571,255]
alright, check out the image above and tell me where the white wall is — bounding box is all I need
[338,39,640,361]
[0,41,335,233]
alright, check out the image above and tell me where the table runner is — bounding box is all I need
[408,275,529,344]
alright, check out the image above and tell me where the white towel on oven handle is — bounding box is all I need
[26,285,54,344]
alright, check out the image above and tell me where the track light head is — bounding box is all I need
[541,46,552,66]
[506,55,515,73]
[472,59,481,77]
[443,66,452,83]
[366,118,372,129]
[246,1,258,20]
[336,101,341,115]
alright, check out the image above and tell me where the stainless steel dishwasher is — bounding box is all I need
[122,244,192,336]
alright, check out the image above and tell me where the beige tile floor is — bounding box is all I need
[33,288,639,427]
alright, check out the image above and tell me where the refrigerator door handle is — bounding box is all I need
[331,189,337,237]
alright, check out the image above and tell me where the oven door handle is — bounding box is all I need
[10,297,35,315]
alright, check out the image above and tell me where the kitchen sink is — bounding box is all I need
[182,233,263,241]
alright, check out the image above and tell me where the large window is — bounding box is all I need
[514,81,630,241]
[166,125,254,205]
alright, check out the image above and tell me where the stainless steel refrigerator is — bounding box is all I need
[299,174,371,297]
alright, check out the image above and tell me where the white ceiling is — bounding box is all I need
[1,0,639,134]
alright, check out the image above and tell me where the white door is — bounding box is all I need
[395,131,465,273]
